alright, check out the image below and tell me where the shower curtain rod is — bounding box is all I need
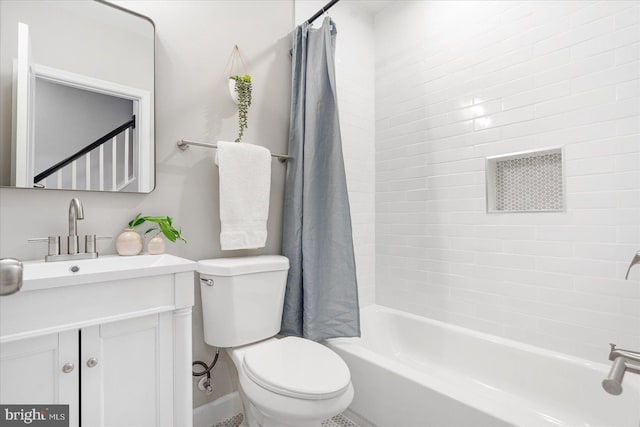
[305,0,341,25]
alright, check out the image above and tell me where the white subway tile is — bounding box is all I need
[572,25,640,58]
[571,1,636,28]
[616,79,640,100]
[502,81,571,111]
[536,226,618,243]
[617,225,640,244]
[473,76,535,104]
[568,191,618,209]
[615,153,640,172]
[534,16,614,56]
[574,242,640,261]
[474,106,535,130]
[567,135,639,160]
[616,116,640,135]
[614,5,640,29]
[567,171,640,192]
[533,51,614,88]
[566,156,616,176]
[502,240,574,257]
[537,319,616,345]
[374,0,639,364]
[535,86,616,118]
[538,287,622,312]
[618,190,640,208]
[571,61,639,93]
[615,42,640,65]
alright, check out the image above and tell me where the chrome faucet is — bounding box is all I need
[68,198,85,255]
[624,251,640,280]
[602,344,640,395]
[28,198,109,262]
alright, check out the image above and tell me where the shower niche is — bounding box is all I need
[485,147,564,213]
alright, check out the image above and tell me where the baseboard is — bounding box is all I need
[193,392,243,427]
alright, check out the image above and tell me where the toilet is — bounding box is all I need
[198,255,354,427]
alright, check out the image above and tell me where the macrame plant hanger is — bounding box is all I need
[226,45,248,105]
[225,45,252,142]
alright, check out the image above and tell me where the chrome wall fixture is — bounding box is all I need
[28,198,110,262]
[177,139,292,163]
[624,251,640,280]
[602,344,640,395]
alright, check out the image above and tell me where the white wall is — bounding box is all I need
[0,0,294,408]
[294,1,377,307]
[375,0,640,363]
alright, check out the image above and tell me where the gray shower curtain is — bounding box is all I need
[281,17,360,341]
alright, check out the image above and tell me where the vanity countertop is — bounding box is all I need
[21,254,197,291]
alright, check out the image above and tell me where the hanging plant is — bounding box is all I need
[226,45,252,142]
[230,74,252,142]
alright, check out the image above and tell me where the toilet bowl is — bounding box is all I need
[198,256,354,427]
[228,337,353,427]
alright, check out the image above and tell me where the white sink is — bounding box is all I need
[22,254,197,291]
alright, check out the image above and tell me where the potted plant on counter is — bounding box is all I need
[117,213,186,256]
[142,215,186,255]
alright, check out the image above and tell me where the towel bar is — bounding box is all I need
[177,139,292,163]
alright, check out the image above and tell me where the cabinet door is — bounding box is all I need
[0,331,79,427]
[81,313,174,427]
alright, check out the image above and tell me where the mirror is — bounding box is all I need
[0,0,155,193]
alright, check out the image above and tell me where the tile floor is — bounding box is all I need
[212,412,359,427]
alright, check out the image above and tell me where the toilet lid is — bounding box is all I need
[242,337,351,400]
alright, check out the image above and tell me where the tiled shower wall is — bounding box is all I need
[334,5,376,307]
[374,1,640,363]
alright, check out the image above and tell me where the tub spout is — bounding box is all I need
[602,357,626,395]
[602,344,640,396]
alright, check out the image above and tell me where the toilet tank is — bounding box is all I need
[198,256,289,348]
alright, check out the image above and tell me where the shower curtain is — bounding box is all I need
[281,17,360,341]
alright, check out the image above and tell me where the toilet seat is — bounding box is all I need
[242,336,351,400]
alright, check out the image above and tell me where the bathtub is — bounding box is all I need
[326,305,640,427]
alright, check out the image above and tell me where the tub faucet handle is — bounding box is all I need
[624,251,640,280]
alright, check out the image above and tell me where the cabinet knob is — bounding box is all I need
[62,363,74,373]
[86,357,98,368]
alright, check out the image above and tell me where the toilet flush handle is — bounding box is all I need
[200,278,214,287]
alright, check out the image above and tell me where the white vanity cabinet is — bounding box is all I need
[0,255,196,427]
[0,331,79,425]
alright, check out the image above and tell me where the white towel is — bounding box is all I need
[215,141,271,250]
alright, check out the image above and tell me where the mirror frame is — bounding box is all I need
[0,0,157,194]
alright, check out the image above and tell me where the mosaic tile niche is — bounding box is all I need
[486,148,564,213]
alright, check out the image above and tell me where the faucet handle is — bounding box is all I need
[28,236,60,256]
[624,252,640,280]
[84,235,112,254]
[610,343,617,352]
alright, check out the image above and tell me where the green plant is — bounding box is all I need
[127,213,186,243]
[230,74,252,142]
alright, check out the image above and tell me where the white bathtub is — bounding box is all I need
[326,305,640,427]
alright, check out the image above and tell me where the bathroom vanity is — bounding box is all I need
[0,254,196,427]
